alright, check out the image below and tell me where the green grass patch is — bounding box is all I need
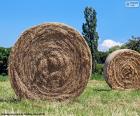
[0,76,140,116]
[0,75,8,82]
[91,73,104,80]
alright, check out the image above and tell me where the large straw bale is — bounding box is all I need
[8,23,92,101]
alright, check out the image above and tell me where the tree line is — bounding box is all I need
[0,6,140,75]
[0,47,11,75]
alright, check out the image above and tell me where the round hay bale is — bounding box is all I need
[8,23,92,101]
[104,49,140,90]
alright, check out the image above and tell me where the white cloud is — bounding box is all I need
[98,39,123,51]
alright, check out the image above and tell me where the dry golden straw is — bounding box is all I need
[104,49,140,90]
[8,23,92,101]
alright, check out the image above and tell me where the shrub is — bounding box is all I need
[95,64,104,75]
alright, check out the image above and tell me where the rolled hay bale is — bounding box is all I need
[104,49,140,90]
[8,23,92,101]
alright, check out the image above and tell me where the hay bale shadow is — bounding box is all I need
[92,88,111,92]
[0,97,20,103]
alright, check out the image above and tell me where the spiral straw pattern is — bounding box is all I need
[8,23,92,101]
[104,49,140,89]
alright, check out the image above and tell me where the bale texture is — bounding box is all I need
[104,49,140,89]
[8,23,92,101]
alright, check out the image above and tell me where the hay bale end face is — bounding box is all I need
[8,23,92,101]
[104,49,140,90]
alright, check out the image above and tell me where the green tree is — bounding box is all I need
[96,51,109,64]
[108,45,122,53]
[0,47,11,75]
[82,6,99,73]
[125,36,140,52]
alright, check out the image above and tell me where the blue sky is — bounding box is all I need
[0,0,140,50]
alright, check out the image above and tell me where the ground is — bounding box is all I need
[0,75,140,116]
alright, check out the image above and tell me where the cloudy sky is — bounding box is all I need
[0,0,140,51]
